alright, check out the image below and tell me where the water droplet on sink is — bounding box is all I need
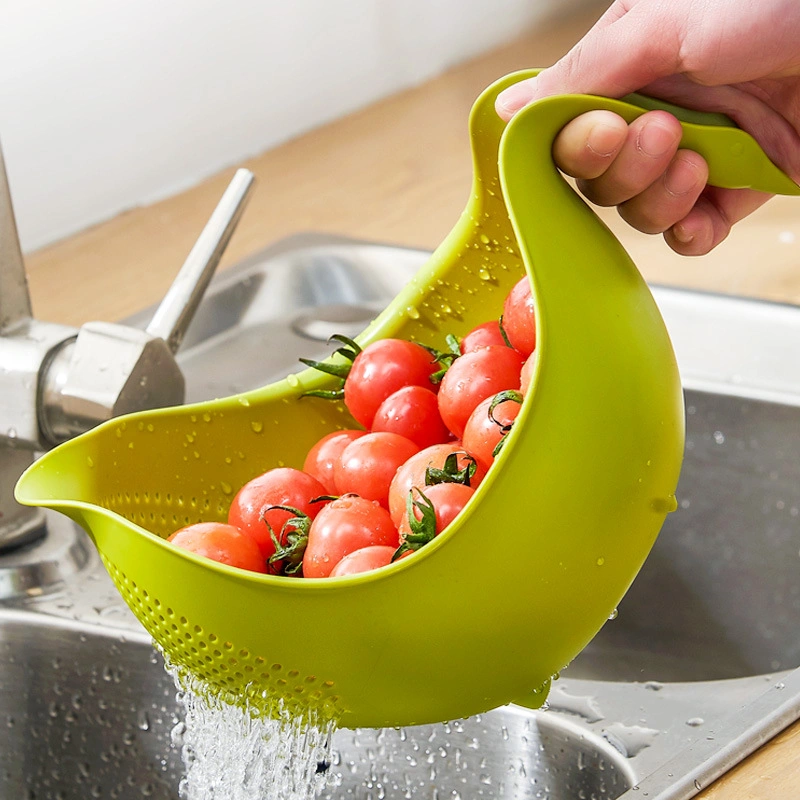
[713,430,725,444]
[602,722,659,757]
[547,686,604,723]
[686,717,704,727]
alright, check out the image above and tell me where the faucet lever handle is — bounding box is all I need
[0,140,32,333]
[145,168,255,354]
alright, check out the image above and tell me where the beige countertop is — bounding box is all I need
[22,3,800,796]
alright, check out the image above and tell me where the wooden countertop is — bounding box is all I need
[23,3,800,796]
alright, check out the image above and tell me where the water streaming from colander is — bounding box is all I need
[166,659,337,800]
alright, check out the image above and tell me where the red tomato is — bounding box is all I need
[344,339,438,428]
[371,385,451,449]
[227,467,328,563]
[460,320,508,353]
[303,429,365,494]
[520,351,537,396]
[502,277,537,357]
[329,545,396,577]
[334,432,420,509]
[462,392,522,470]
[437,345,524,438]
[398,482,475,544]
[168,522,266,573]
[388,441,486,525]
[303,495,399,578]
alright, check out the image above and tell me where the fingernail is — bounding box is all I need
[664,158,702,196]
[497,81,536,116]
[587,123,622,158]
[672,223,694,244]
[638,121,676,158]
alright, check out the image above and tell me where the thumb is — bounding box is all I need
[496,1,682,119]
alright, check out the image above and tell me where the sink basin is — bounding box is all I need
[2,234,799,799]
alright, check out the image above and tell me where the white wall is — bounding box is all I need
[0,0,578,252]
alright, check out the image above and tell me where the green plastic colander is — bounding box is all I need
[16,70,800,729]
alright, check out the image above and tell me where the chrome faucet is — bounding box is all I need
[0,140,254,550]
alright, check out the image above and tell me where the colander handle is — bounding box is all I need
[146,168,255,354]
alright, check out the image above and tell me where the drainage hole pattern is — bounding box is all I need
[101,556,341,720]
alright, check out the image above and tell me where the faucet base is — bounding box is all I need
[0,511,91,601]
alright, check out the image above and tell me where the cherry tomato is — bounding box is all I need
[168,522,266,573]
[329,545,396,577]
[437,345,524,438]
[303,495,399,578]
[227,467,328,563]
[371,385,451,449]
[460,320,508,353]
[334,432,420,509]
[388,441,486,525]
[344,339,438,428]
[462,392,522,470]
[520,351,537,396]
[502,277,537,357]
[398,482,475,544]
[303,429,365,494]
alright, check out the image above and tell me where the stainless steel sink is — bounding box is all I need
[2,234,799,799]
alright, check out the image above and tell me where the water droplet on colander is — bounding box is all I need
[404,306,420,320]
[251,421,263,434]
[287,374,300,388]
[478,268,491,281]
[479,233,490,244]
[596,557,605,566]
[608,607,618,620]
[186,433,195,443]
[86,456,94,468]
[203,413,212,423]
[238,396,250,407]
[221,481,233,495]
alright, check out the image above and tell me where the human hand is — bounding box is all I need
[495,0,800,255]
